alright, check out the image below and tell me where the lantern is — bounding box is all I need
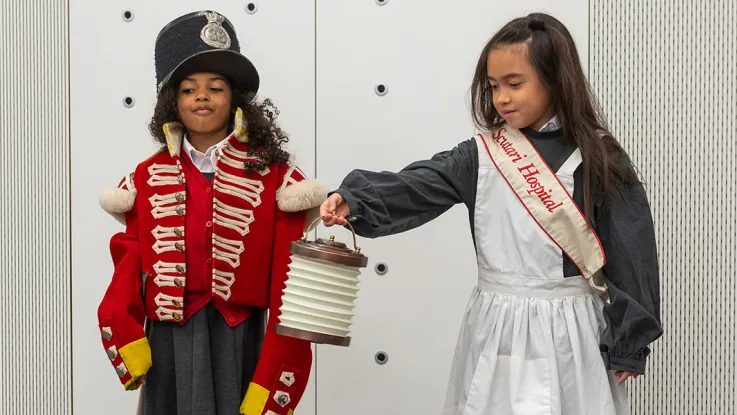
[275,218,368,347]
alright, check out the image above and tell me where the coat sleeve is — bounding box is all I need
[596,160,664,374]
[241,164,323,415]
[97,171,152,390]
[331,138,478,238]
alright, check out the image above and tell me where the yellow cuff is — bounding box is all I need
[240,382,295,415]
[123,377,143,391]
[240,383,269,414]
[119,338,152,390]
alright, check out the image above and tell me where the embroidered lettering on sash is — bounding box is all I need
[491,128,563,213]
[481,126,608,295]
[517,163,564,212]
[489,129,525,163]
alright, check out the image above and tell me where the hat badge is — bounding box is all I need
[200,11,231,49]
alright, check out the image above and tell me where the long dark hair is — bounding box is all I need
[148,80,291,172]
[471,13,639,221]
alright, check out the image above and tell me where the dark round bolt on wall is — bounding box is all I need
[375,262,388,275]
[122,10,134,22]
[376,0,388,5]
[123,96,135,108]
[375,84,388,96]
[246,3,258,14]
[375,351,389,365]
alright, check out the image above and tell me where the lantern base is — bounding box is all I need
[275,324,351,347]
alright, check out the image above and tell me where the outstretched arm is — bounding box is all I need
[321,138,478,238]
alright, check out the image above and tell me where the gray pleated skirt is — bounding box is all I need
[136,303,264,415]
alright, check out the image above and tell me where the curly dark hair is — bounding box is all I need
[148,79,291,172]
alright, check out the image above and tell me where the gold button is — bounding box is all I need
[175,206,184,216]
[174,228,183,237]
[175,193,185,202]
[175,242,184,252]
[178,175,185,185]
[348,216,357,222]
[174,278,183,288]
[173,313,182,322]
[173,300,182,308]
[176,264,185,273]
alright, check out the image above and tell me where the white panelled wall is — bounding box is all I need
[0,0,733,413]
[313,1,588,414]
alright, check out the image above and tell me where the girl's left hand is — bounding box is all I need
[615,371,640,384]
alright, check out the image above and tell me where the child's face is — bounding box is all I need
[487,44,553,131]
[177,72,233,137]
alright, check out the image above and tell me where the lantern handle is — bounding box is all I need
[303,214,362,254]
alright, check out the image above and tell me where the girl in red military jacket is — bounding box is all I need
[97,10,326,415]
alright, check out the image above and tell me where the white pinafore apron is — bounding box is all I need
[442,134,630,415]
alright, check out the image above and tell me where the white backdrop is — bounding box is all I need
[70,1,585,414]
[313,0,587,413]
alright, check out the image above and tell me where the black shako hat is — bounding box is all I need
[154,10,259,96]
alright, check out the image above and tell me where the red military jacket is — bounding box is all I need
[97,108,326,415]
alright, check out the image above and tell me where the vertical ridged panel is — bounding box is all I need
[591,1,736,413]
[0,0,71,414]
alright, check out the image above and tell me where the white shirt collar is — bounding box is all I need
[538,115,561,132]
[182,134,229,174]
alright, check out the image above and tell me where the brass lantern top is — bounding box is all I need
[290,217,368,268]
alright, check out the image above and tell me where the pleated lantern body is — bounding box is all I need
[276,234,368,347]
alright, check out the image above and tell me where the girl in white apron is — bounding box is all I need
[320,12,662,415]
